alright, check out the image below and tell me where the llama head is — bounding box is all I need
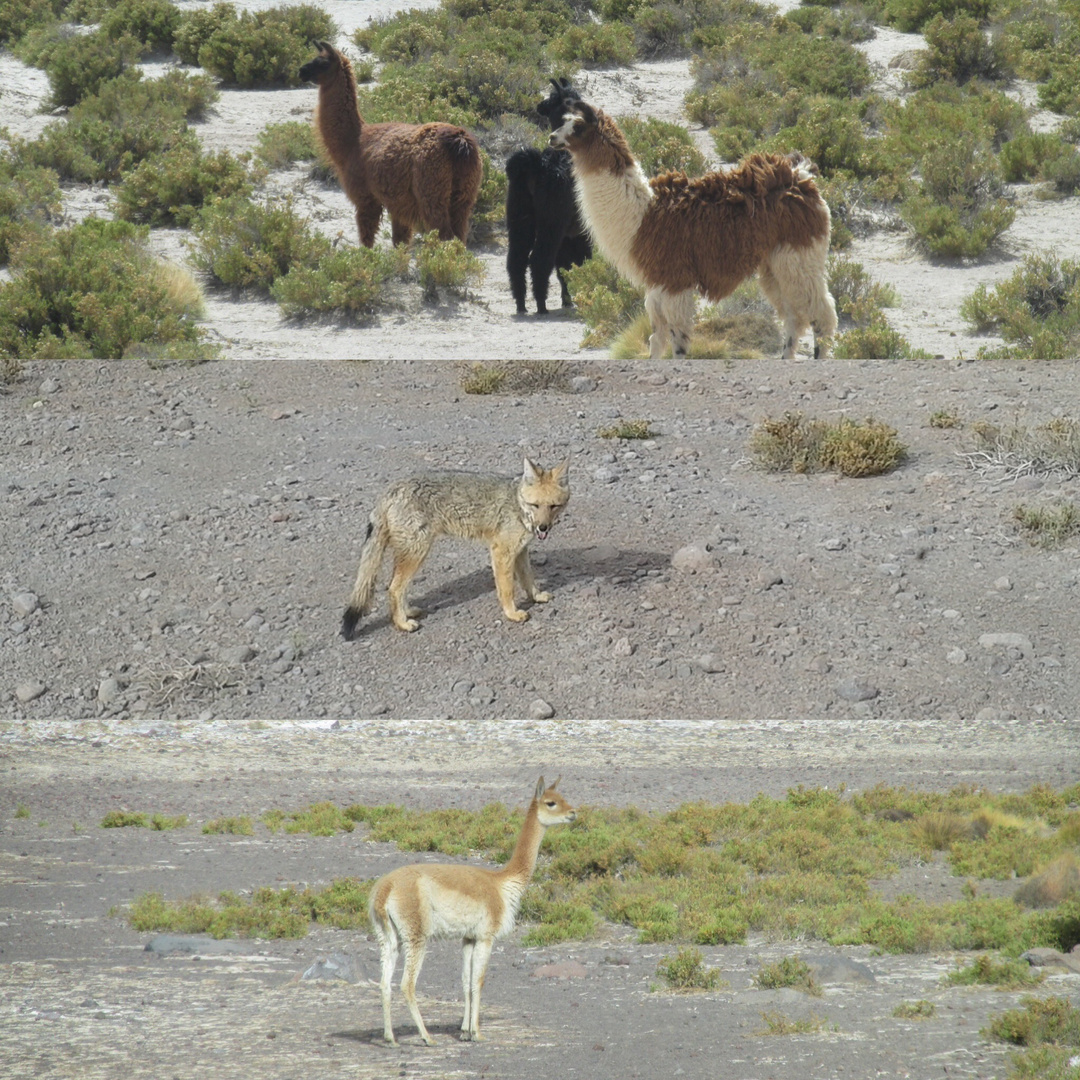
[548,100,595,151]
[549,101,635,174]
[536,77,583,132]
[299,41,341,85]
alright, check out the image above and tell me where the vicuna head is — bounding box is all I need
[298,40,342,85]
[536,77,583,133]
[533,775,576,826]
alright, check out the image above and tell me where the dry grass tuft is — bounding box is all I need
[1014,853,1080,909]
[460,360,569,395]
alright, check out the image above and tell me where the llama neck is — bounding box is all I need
[316,65,364,171]
[497,800,547,886]
[574,159,653,286]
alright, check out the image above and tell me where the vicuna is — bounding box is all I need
[299,42,483,247]
[369,776,576,1045]
[550,100,838,359]
[505,78,593,315]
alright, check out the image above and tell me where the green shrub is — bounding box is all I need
[563,254,645,347]
[833,316,926,359]
[1012,502,1080,548]
[17,69,218,183]
[45,30,135,108]
[173,2,235,65]
[189,195,332,292]
[750,412,907,476]
[100,0,180,53]
[619,115,707,177]
[657,947,726,991]
[113,137,253,226]
[191,4,337,87]
[909,13,1011,87]
[0,0,66,45]
[255,121,318,169]
[0,157,62,265]
[271,245,409,317]
[755,955,822,994]
[549,21,636,67]
[884,0,989,33]
[960,253,1080,359]
[413,232,485,296]
[0,218,209,359]
[988,995,1080,1047]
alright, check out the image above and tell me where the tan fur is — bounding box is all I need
[341,456,570,636]
[300,42,483,247]
[369,777,577,1045]
[551,102,838,359]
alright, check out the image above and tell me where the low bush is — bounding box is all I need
[563,255,645,347]
[0,0,66,46]
[255,121,318,169]
[114,137,253,226]
[44,30,136,108]
[271,245,409,317]
[884,0,989,33]
[656,947,726,991]
[413,232,485,297]
[960,253,1080,359]
[189,195,332,292]
[1012,502,1080,548]
[618,115,707,177]
[549,20,636,67]
[750,412,907,476]
[0,218,208,359]
[908,13,1011,87]
[17,69,218,184]
[0,157,62,265]
[100,0,180,53]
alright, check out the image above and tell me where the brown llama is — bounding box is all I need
[299,42,483,247]
[550,101,838,359]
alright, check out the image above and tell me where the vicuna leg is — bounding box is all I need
[355,197,384,248]
[514,547,549,603]
[461,937,493,1041]
[490,543,528,622]
[400,937,434,1045]
[378,923,402,1045]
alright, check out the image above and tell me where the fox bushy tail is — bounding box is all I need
[341,516,386,640]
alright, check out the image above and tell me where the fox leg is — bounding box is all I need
[490,543,528,621]
[387,540,432,631]
[514,547,550,603]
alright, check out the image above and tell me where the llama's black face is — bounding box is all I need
[299,47,335,84]
[536,78,582,132]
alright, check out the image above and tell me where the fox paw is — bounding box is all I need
[394,618,420,632]
[505,609,529,623]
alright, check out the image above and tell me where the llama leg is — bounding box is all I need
[400,937,434,1045]
[390,218,413,246]
[645,288,670,359]
[506,211,534,315]
[355,198,383,248]
[449,182,476,245]
[667,289,696,358]
[529,230,564,315]
[757,261,792,357]
[764,245,832,360]
[461,938,493,1041]
[379,925,401,1045]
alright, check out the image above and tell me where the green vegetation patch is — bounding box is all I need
[755,956,823,995]
[459,360,570,395]
[655,946,727,991]
[202,816,254,836]
[261,801,357,837]
[749,412,907,477]
[944,953,1045,989]
[988,995,1080,1080]
[757,1010,832,1035]
[894,999,937,1018]
[597,420,656,440]
[1012,503,1080,548]
[0,217,210,360]
[102,810,187,829]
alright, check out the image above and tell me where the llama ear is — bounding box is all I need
[550,78,561,92]
[577,101,596,123]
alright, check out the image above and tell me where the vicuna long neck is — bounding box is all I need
[316,59,363,171]
[497,799,547,885]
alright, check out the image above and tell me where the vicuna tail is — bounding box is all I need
[341,515,387,640]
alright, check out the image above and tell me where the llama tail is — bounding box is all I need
[341,513,387,641]
[785,151,821,182]
[444,127,481,164]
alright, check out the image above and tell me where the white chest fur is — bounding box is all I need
[574,163,653,286]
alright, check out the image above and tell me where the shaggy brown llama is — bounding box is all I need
[550,100,838,359]
[299,42,483,247]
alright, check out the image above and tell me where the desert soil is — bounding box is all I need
[3,0,1080,358]
[2,357,1080,1077]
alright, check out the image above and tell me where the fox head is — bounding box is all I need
[518,456,570,541]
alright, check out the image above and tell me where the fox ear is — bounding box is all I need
[522,456,542,484]
[551,457,570,486]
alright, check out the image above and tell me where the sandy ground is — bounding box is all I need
[3,1,1080,359]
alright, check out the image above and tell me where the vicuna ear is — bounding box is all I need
[534,776,546,800]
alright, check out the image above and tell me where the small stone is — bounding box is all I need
[39,378,60,395]
[569,376,597,393]
[452,680,474,696]
[671,544,716,573]
[15,681,47,703]
[695,653,724,674]
[837,677,878,702]
[979,632,1032,655]
[592,466,620,483]
[11,592,39,618]
[221,645,256,664]
[612,637,635,657]
[97,677,122,703]
[528,698,555,720]
[946,648,967,665]
[994,576,1013,591]
[644,372,667,386]
[806,654,831,674]
[822,537,846,551]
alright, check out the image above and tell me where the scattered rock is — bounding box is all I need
[15,681,47,703]
[528,698,555,719]
[803,955,876,986]
[569,376,597,393]
[695,653,725,674]
[592,465,621,483]
[301,953,361,983]
[11,592,39,618]
[978,633,1033,655]
[837,677,878,702]
[97,678,122,704]
[671,544,716,573]
[612,637,635,657]
[220,645,257,664]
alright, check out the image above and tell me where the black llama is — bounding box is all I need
[505,78,593,315]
